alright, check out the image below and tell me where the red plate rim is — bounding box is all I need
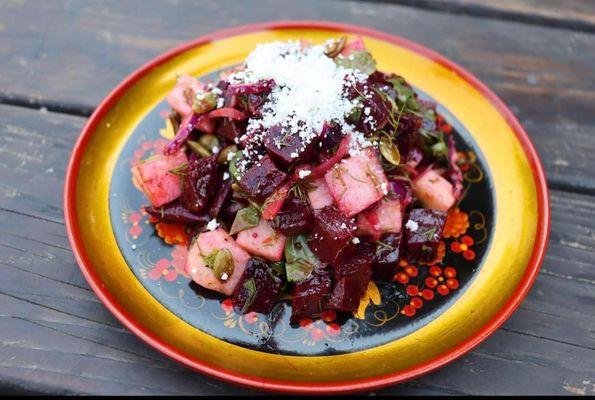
[63,21,551,394]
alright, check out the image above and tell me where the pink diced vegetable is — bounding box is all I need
[236,218,286,261]
[166,74,205,117]
[340,36,366,56]
[307,178,335,210]
[412,169,456,212]
[356,198,402,240]
[324,150,389,217]
[184,228,250,295]
[132,150,188,207]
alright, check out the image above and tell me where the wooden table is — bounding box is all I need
[1,0,594,395]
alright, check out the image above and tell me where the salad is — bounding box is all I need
[132,37,465,323]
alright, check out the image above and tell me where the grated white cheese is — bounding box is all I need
[298,169,312,179]
[227,40,371,169]
[352,237,360,244]
[220,272,229,281]
[206,218,219,231]
[223,172,230,180]
[406,220,419,232]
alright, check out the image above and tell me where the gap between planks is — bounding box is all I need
[362,0,595,33]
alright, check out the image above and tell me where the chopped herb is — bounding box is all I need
[229,206,260,235]
[334,50,377,75]
[284,235,320,282]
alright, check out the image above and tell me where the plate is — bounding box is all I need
[64,21,550,394]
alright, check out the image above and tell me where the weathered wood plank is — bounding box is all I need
[0,0,594,192]
[0,104,593,395]
[381,0,595,32]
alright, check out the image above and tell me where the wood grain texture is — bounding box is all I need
[377,0,595,32]
[0,0,594,193]
[0,104,593,395]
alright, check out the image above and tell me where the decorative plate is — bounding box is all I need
[64,21,550,394]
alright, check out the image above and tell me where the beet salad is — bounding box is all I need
[131,37,465,323]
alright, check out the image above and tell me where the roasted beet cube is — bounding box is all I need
[327,248,372,313]
[232,258,283,314]
[263,124,319,168]
[269,192,313,235]
[216,118,246,141]
[332,240,375,280]
[239,155,287,202]
[145,201,210,226]
[180,154,219,213]
[404,208,446,262]
[207,177,232,218]
[372,232,403,282]
[290,267,332,323]
[318,121,343,153]
[310,205,355,264]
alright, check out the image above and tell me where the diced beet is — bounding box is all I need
[185,228,250,295]
[232,258,283,314]
[310,205,355,264]
[216,118,247,141]
[132,150,187,207]
[356,198,402,240]
[318,121,344,153]
[219,200,246,226]
[306,178,334,210]
[389,178,414,209]
[239,155,287,203]
[145,201,210,226]
[226,79,275,96]
[332,240,375,280]
[207,177,232,218]
[263,124,319,168]
[269,192,313,235]
[324,149,389,217]
[290,267,332,323]
[327,245,372,312]
[372,232,403,282]
[180,154,219,213]
[404,209,446,262]
[236,218,286,261]
[412,169,455,212]
[395,113,423,165]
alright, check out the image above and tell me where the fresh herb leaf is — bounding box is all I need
[228,151,244,181]
[241,278,257,313]
[334,50,377,76]
[229,206,260,235]
[284,235,320,282]
[168,163,189,176]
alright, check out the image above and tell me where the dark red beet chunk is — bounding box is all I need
[207,177,232,219]
[180,154,219,213]
[239,155,287,203]
[232,258,283,314]
[310,205,355,264]
[219,200,246,226]
[327,245,372,312]
[372,232,403,282]
[389,179,414,209]
[145,201,210,226]
[216,118,247,141]
[269,192,313,235]
[263,124,319,168]
[404,208,446,262]
[318,121,344,154]
[327,241,373,312]
[290,267,332,324]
